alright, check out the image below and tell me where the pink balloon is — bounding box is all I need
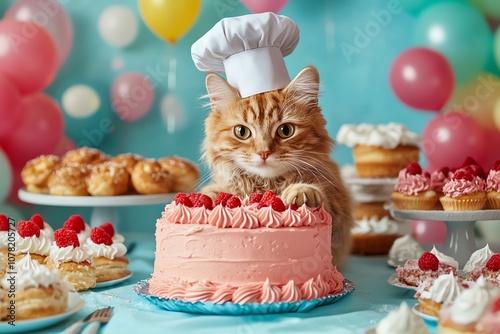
[478,128,500,170]
[422,112,487,169]
[0,74,22,141]
[51,136,76,157]
[5,0,73,66]
[411,220,447,244]
[390,47,454,111]
[111,72,155,122]
[0,20,58,95]
[2,93,64,167]
[241,0,288,13]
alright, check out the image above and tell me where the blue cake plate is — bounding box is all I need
[133,279,355,315]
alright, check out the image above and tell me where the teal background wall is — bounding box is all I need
[5,0,437,233]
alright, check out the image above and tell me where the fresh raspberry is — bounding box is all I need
[453,169,474,181]
[63,215,86,233]
[464,164,486,179]
[439,166,450,175]
[260,190,276,205]
[188,193,201,203]
[270,197,286,212]
[249,192,263,204]
[424,172,430,178]
[30,214,44,229]
[214,192,232,206]
[54,228,80,248]
[100,222,115,237]
[257,202,268,209]
[486,254,500,271]
[418,252,439,271]
[288,204,298,211]
[406,162,422,175]
[193,194,213,210]
[462,156,479,167]
[175,195,193,207]
[226,195,242,208]
[17,220,40,238]
[173,193,189,203]
[0,214,9,231]
[493,160,500,171]
[90,227,112,245]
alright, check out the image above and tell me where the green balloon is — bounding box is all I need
[402,0,465,14]
[470,0,500,20]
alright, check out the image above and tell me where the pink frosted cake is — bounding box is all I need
[150,191,345,304]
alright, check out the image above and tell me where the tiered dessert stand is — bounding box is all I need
[18,188,175,228]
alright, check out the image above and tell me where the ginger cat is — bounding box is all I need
[201,66,353,266]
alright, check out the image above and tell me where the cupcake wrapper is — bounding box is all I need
[485,196,500,210]
[391,196,438,210]
[439,197,486,211]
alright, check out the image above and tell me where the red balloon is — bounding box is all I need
[478,128,500,170]
[241,0,288,13]
[0,20,58,95]
[411,220,447,244]
[51,135,76,157]
[2,93,64,167]
[390,47,454,111]
[0,74,22,141]
[422,112,487,169]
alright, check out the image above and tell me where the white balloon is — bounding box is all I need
[161,94,186,134]
[98,5,139,48]
[62,84,101,118]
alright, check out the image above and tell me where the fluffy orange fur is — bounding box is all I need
[201,66,353,266]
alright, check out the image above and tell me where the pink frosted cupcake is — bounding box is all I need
[440,168,487,211]
[430,166,453,195]
[485,160,500,209]
[391,162,438,210]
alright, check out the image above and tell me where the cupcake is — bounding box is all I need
[415,272,464,317]
[388,234,424,267]
[29,213,54,241]
[391,162,438,210]
[430,166,453,196]
[373,302,428,334]
[485,160,500,209]
[14,220,51,264]
[45,228,96,291]
[85,227,129,282]
[0,214,12,256]
[63,214,91,244]
[336,123,420,178]
[351,216,400,255]
[440,168,487,211]
[2,253,69,320]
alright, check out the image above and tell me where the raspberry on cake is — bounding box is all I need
[14,220,51,264]
[440,167,487,211]
[150,191,345,305]
[44,228,96,291]
[391,162,439,210]
[85,227,129,283]
[485,160,500,209]
[99,222,124,243]
[63,214,91,244]
[30,213,54,241]
[396,246,458,287]
[0,214,12,256]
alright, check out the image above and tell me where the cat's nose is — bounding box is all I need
[258,151,271,161]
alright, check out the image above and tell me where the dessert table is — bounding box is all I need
[27,233,447,334]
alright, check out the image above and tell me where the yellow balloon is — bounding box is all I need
[138,0,201,44]
[494,98,500,130]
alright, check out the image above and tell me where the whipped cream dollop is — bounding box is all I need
[336,123,420,149]
[351,216,399,235]
[389,234,424,266]
[375,302,428,334]
[2,253,61,290]
[85,239,127,259]
[464,244,494,273]
[112,233,125,243]
[431,246,459,269]
[0,231,10,249]
[49,244,93,263]
[77,224,92,244]
[417,272,463,304]
[15,232,51,256]
[40,223,54,241]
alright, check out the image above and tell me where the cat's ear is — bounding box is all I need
[205,73,240,110]
[284,66,320,106]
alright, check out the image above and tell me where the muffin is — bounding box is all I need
[14,220,51,264]
[351,216,400,255]
[157,156,200,192]
[131,159,174,194]
[47,165,90,196]
[86,162,129,196]
[110,153,143,192]
[440,168,487,211]
[485,160,500,209]
[61,147,108,169]
[336,123,420,178]
[21,155,61,193]
[391,162,438,210]
[415,272,464,317]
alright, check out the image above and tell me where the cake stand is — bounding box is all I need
[389,207,500,268]
[18,188,175,228]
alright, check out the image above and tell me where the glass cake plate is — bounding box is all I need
[133,279,355,315]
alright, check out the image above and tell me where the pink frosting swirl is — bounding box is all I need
[167,284,187,300]
[208,205,232,228]
[443,177,486,198]
[486,170,500,192]
[300,278,320,300]
[297,204,316,226]
[322,267,345,294]
[183,281,216,303]
[231,207,259,229]
[211,285,235,304]
[232,284,261,304]
[257,206,282,228]
[281,280,302,302]
[191,207,210,225]
[431,170,452,193]
[315,275,330,296]
[281,207,302,227]
[163,203,192,224]
[260,278,281,303]
[394,168,431,195]
[316,204,332,225]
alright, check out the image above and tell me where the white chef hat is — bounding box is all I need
[191,12,299,98]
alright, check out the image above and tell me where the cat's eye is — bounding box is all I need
[234,125,251,140]
[277,123,295,138]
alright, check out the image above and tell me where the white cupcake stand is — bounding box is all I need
[18,188,175,228]
[389,208,500,269]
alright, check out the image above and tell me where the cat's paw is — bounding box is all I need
[281,183,324,208]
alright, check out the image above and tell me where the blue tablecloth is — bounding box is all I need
[34,235,437,334]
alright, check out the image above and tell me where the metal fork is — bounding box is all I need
[63,307,113,334]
